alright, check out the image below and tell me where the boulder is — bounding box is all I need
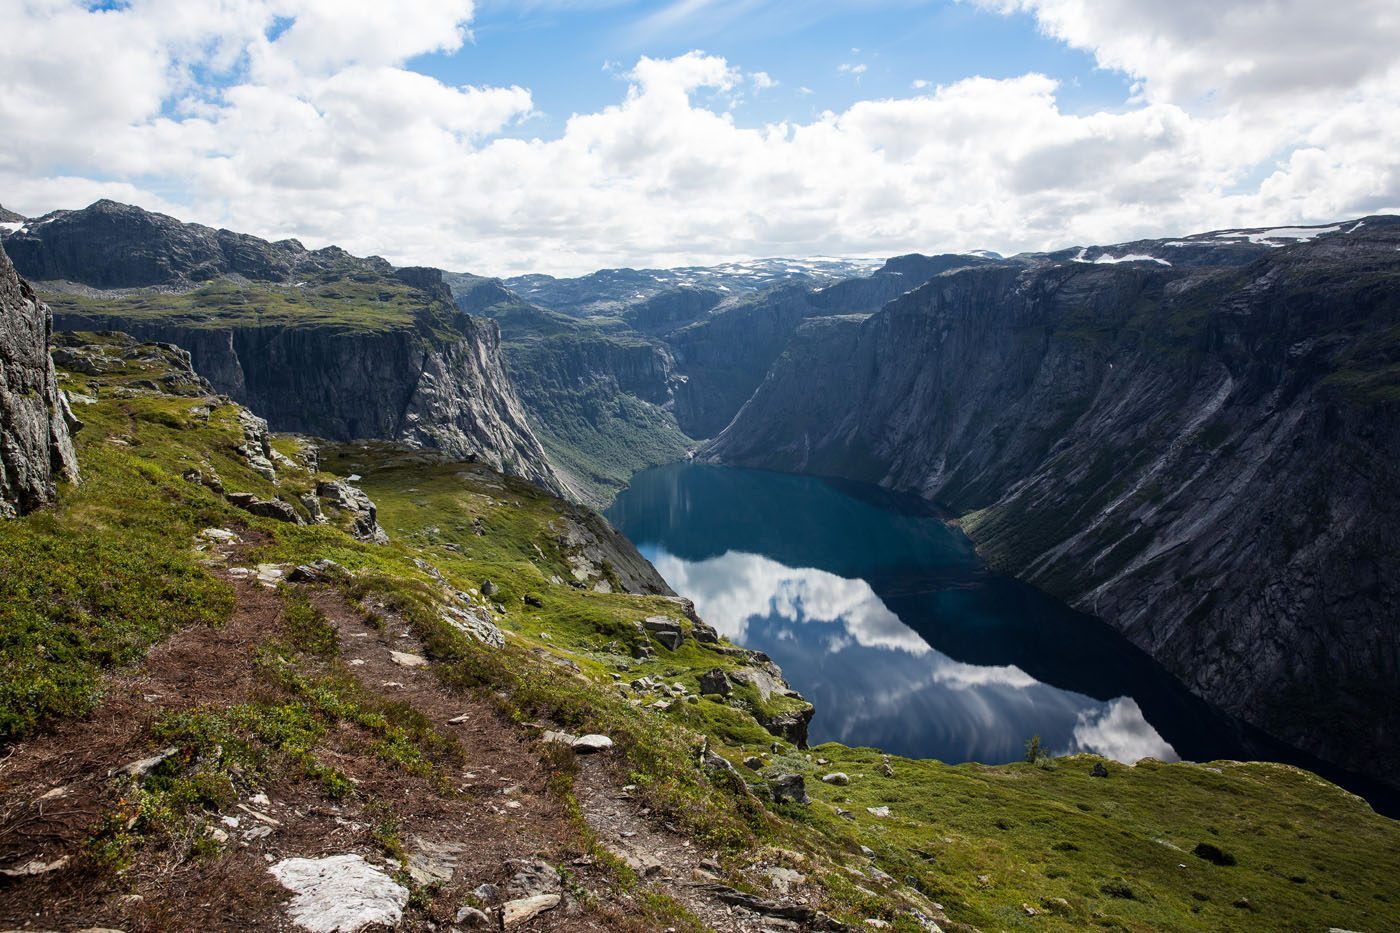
[317,479,387,544]
[454,905,492,928]
[572,734,614,754]
[441,604,505,648]
[288,559,345,583]
[642,615,684,650]
[226,492,302,524]
[501,894,560,927]
[699,668,732,697]
[770,774,808,804]
[507,858,561,899]
[821,772,850,786]
[268,854,408,933]
[1090,761,1110,778]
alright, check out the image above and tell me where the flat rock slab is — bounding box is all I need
[501,893,560,927]
[572,734,614,754]
[389,650,428,668]
[269,854,408,933]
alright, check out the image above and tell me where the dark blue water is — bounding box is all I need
[608,462,1397,812]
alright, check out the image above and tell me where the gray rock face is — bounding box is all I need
[0,242,77,516]
[52,306,563,496]
[10,201,562,496]
[708,217,1400,783]
[2,199,385,288]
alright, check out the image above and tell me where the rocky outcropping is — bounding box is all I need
[0,243,77,516]
[8,202,562,495]
[668,255,993,438]
[1,199,384,288]
[709,218,1400,784]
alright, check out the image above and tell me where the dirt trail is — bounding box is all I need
[0,529,852,933]
[0,545,620,931]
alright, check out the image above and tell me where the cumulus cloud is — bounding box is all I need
[1,0,1397,275]
[648,549,932,655]
[1066,697,1178,763]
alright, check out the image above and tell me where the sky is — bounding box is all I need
[1,0,1398,276]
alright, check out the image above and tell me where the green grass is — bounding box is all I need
[40,273,435,334]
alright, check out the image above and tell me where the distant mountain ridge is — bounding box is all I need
[505,256,887,318]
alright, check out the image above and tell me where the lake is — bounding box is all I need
[607,462,1387,790]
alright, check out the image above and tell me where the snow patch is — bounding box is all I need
[1072,248,1170,266]
[1215,224,1342,246]
[0,221,22,234]
[1094,253,1171,266]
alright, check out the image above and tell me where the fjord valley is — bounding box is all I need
[2,196,1399,932]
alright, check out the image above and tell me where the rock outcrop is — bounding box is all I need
[708,218,1400,784]
[0,243,77,516]
[2,199,384,288]
[7,201,562,495]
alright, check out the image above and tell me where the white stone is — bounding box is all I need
[269,854,408,933]
[501,894,560,926]
[572,734,614,754]
[866,806,891,818]
[390,650,427,668]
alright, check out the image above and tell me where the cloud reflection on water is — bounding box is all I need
[650,547,1177,765]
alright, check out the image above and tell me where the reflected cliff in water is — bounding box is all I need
[608,461,1369,777]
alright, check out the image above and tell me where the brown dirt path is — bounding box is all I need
[0,546,634,931]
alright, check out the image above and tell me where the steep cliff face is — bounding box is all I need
[7,201,562,495]
[709,218,1400,783]
[0,243,78,516]
[52,304,561,494]
[497,334,690,507]
[667,255,993,438]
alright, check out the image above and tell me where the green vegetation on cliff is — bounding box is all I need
[39,273,436,334]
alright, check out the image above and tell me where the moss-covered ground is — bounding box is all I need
[39,272,433,334]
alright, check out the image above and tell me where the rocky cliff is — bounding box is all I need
[0,243,78,516]
[1,199,383,288]
[668,254,993,438]
[5,202,562,495]
[708,218,1400,784]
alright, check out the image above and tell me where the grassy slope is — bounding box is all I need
[39,273,429,334]
[477,294,692,506]
[1,337,1396,930]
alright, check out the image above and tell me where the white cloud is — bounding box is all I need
[1066,697,1178,763]
[751,71,778,92]
[838,62,868,77]
[649,549,933,655]
[1,1,1397,276]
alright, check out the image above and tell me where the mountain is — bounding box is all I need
[455,252,999,503]
[0,242,77,516]
[505,256,885,318]
[707,217,1400,784]
[2,201,562,494]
